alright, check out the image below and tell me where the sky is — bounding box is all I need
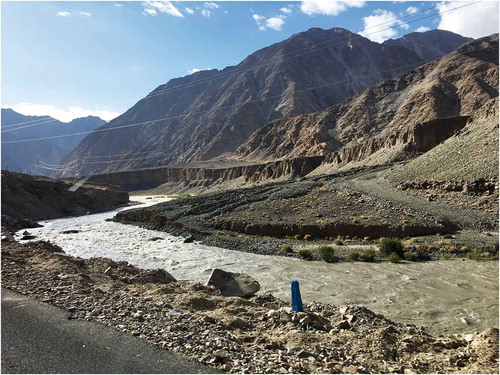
[2,0,498,122]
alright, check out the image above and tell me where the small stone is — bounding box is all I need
[203,315,216,324]
[183,236,195,243]
[299,315,314,324]
[345,314,357,323]
[336,320,351,330]
[279,312,292,323]
[339,306,348,315]
[296,350,315,359]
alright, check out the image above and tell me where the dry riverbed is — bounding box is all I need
[2,239,499,374]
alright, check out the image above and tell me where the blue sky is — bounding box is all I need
[2,1,498,122]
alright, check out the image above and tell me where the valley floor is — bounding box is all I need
[118,165,498,257]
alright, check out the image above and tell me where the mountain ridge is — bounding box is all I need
[58,28,471,177]
[1,109,106,174]
[232,34,498,173]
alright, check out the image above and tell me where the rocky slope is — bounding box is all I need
[87,157,325,192]
[389,97,499,183]
[233,34,498,172]
[2,240,498,374]
[58,29,470,176]
[1,109,106,174]
[1,171,129,231]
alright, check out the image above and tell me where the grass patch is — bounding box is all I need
[388,254,402,263]
[358,249,377,262]
[298,249,314,261]
[279,245,294,253]
[467,248,483,261]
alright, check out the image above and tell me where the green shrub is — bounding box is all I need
[467,248,483,261]
[379,238,404,258]
[335,239,344,246]
[348,251,360,261]
[280,245,294,253]
[404,251,418,261]
[316,246,339,263]
[298,249,314,261]
[415,247,432,261]
[358,249,376,262]
[294,234,302,240]
[388,254,402,263]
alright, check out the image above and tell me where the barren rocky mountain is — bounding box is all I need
[233,34,498,173]
[389,97,499,183]
[1,109,106,174]
[59,28,470,176]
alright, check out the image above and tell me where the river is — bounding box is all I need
[17,196,498,336]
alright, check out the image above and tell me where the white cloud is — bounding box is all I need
[143,8,157,16]
[142,1,183,18]
[79,11,92,17]
[8,103,120,122]
[185,7,194,15]
[415,26,431,33]
[406,6,418,14]
[253,13,285,31]
[359,9,409,43]
[57,11,71,17]
[187,67,211,74]
[114,3,123,7]
[300,0,366,16]
[204,2,219,9]
[266,17,285,31]
[437,1,499,38]
[280,7,293,14]
[201,9,212,17]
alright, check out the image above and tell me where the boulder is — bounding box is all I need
[133,269,176,284]
[206,269,260,297]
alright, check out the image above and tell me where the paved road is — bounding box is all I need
[1,289,217,374]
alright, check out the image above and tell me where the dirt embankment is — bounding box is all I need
[2,240,498,374]
[115,165,498,256]
[1,171,129,232]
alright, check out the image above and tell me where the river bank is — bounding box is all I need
[2,239,498,374]
[116,168,498,260]
[14,196,498,336]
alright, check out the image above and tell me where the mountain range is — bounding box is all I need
[1,109,106,174]
[58,28,472,176]
[233,34,499,168]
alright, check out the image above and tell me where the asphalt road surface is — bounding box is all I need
[1,288,217,374]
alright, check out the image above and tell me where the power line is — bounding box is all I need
[3,39,491,146]
[2,118,63,133]
[2,1,462,131]
[2,115,53,129]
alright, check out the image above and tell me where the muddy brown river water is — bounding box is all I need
[17,196,498,336]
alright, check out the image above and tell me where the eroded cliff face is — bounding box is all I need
[88,157,325,192]
[59,29,470,176]
[233,35,499,174]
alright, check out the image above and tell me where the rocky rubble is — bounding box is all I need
[2,240,498,374]
[396,180,498,195]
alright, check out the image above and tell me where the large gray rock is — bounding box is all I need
[206,269,260,297]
